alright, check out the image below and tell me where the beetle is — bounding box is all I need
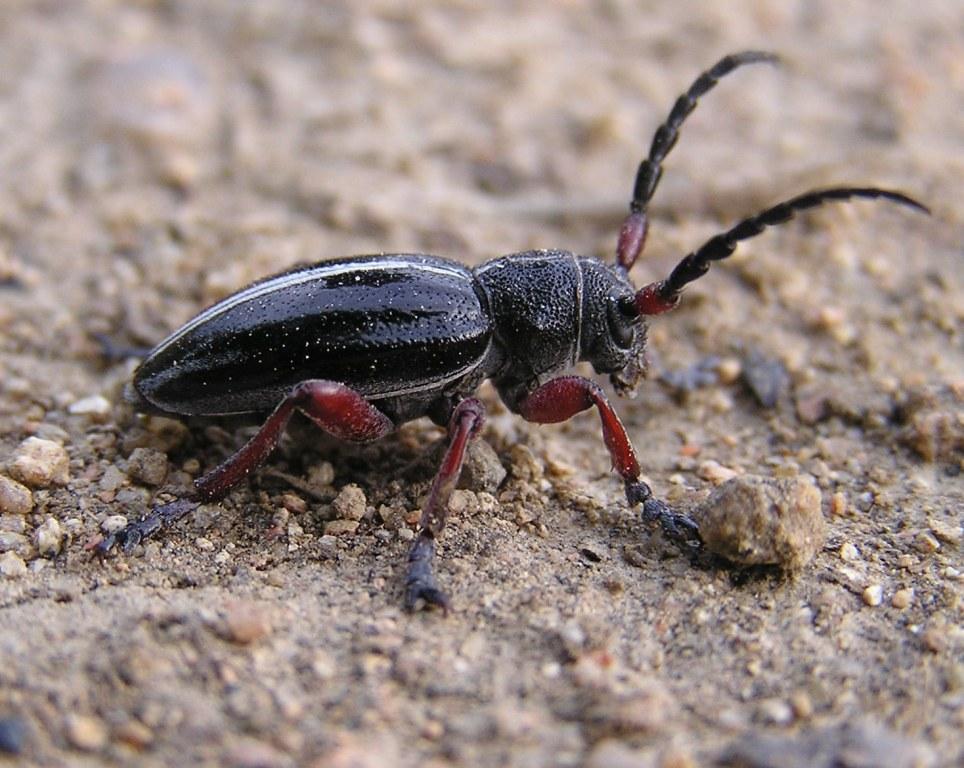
[98,51,927,609]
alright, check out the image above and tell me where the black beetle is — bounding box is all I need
[99,51,927,609]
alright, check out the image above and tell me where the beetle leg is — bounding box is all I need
[405,397,486,612]
[96,380,392,555]
[196,380,393,500]
[514,376,701,548]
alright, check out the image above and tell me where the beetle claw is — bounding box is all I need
[93,499,197,557]
[404,533,450,613]
[625,482,703,550]
[404,583,450,614]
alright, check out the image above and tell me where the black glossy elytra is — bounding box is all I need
[99,51,927,610]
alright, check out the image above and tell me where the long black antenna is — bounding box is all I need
[634,187,929,315]
[617,51,779,271]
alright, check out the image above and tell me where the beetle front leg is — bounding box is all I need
[405,397,486,612]
[514,376,701,548]
[97,380,393,555]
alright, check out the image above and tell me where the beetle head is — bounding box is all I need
[577,259,649,397]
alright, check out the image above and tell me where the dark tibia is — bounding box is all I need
[627,484,702,548]
[95,498,197,555]
[405,398,486,611]
[96,380,393,556]
[617,51,778,271]
[638,186,929,314]
[514,376,701,547]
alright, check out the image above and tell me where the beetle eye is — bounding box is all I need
[606,298,637,348]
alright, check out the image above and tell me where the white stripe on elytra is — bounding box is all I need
[151,257,469,358]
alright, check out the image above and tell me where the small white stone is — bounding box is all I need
[34,517,63,556]
[0,551,27,578]
[101,515,129,534]
[698,460,739,484]
[839,542,860,562]
[68,395,112,418]
[9,437,69,487]
[862,584,883,607]
[66,714,108,751]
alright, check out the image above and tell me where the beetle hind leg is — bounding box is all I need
[96,380,393,556]
[405,397,486,612]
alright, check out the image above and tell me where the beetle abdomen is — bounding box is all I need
[134,255,492,415]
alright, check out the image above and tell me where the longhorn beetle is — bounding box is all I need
[98,51,927,610]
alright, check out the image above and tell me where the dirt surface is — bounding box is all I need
[0,2,961,766]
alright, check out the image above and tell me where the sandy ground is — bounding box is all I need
[0,2,961,766]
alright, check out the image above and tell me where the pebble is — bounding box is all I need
[324,519,359,535]
[838,542,860,562]
[126,447,168,486]
[0,551,27,578]
[899,399,963,463]
[459,439,507,492]
[742,349,790,408]
[448,489,479,516]
[891,588,914,609]
[0,515,24,533]
[114,719,153,750]
[862,584,884,607]
[68,395,112,419]
[0,532,30,557]
[915,531,941,554]
[0,716,27,755]
[0,475,33,515]
[921,624,948,653]
[697,460,739,485]
[34,517,63,556]
[222,601,273,644]
[928,518,961,546]
[308,461,335,486]
[829,491,847,517]
[696,475,825,569]
[716,357,743,384]
[280,493,306,515]
[8,437,69,487]
[795,392,829,424]
[758,698,794,725]
[65,714,107,752]
[101,514,129,534]
[140,416,190,452]
[331,484,366,521]
[317,534,340,558]
[98,465,127,493]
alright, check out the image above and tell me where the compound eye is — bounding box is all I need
[606,297,637,349]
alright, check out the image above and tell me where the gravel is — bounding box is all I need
[696,475,826,569]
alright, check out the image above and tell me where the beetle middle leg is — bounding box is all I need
[405,397,486,612]
[97,380,393,554]
[514,375,701,548]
